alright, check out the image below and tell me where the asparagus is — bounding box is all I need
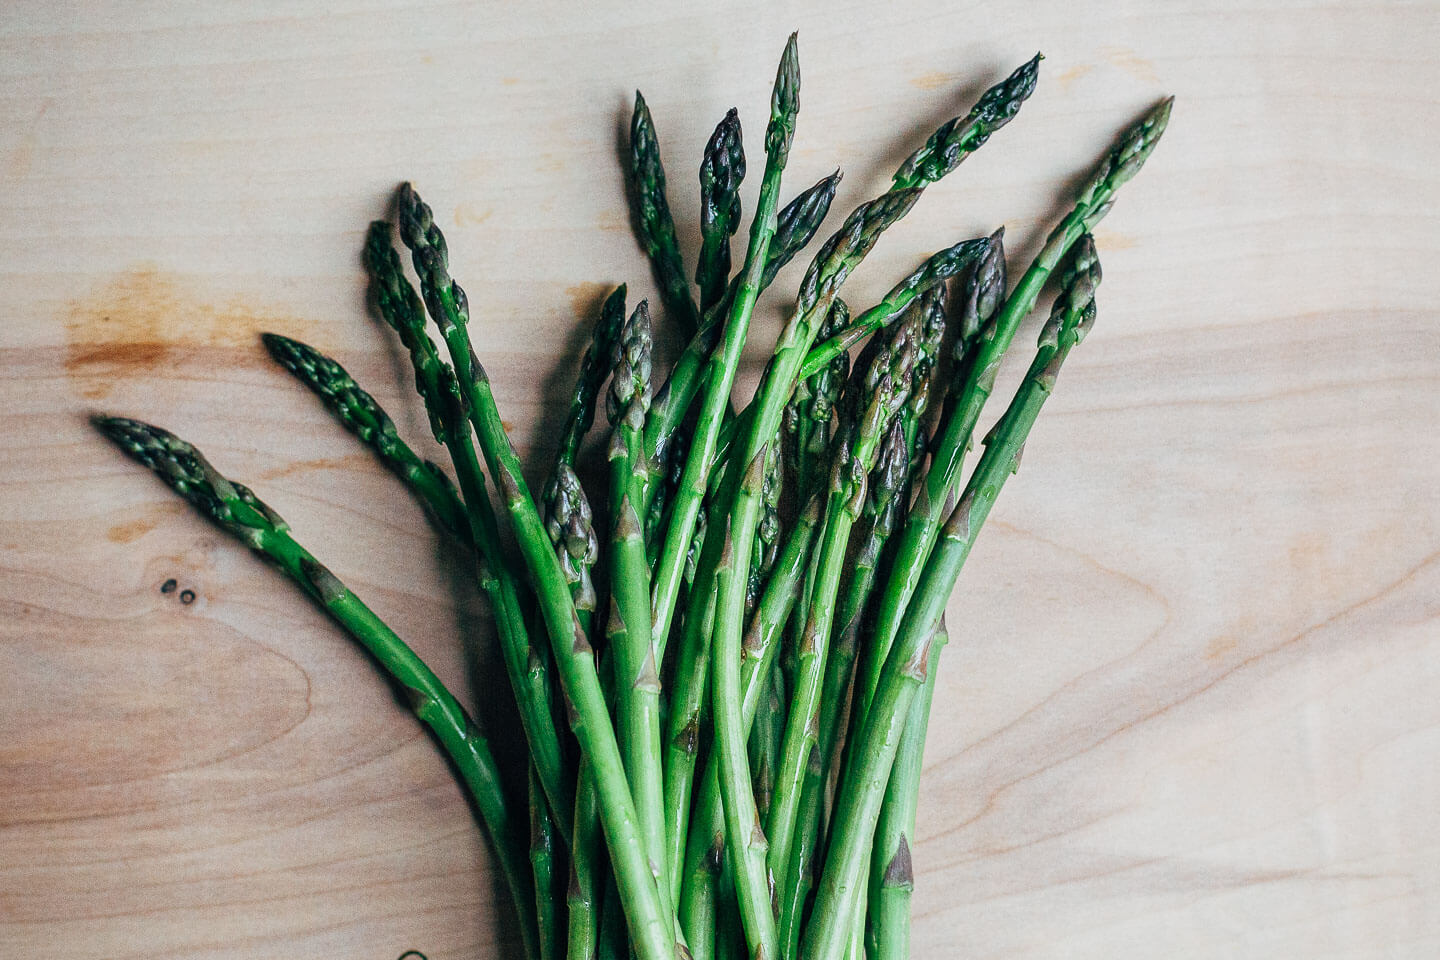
[678,496,824,958]
[802,234,1103,960]
[568,759,603,960]
[555,285,628,471]
[631,91,702,334]
[867,619,947,960]
[362,223,573,844]
[260,333,470,544]
[643,168,840,521]
[92,416,540,960]
[531,764,563,960]
[604,300,671,900]
[697,109,746,314]
[396,184,677,960]
[850,98,1172,731]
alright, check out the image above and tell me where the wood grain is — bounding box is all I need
[2,1,1436,957]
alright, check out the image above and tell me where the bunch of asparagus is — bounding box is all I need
[95,35,1170,960]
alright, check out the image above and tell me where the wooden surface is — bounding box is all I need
[2,2,1437,957]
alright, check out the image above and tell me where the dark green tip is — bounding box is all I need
[763,169,842,288]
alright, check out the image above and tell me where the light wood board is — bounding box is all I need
[2,1,1437,957]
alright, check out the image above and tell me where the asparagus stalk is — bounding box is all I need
[801,234,1103,960]
[604,300,671,900]
[363,223,573,844]
[396,184,677,960]
[631,91,702,334]
[697,109,746,314]
[568,758,603,960]
[867,619,947,960]
[531,764,564,960]
[555,285,628,471]
[260,332,470,544]
[850,98,1172,730]
[92,416,540,960]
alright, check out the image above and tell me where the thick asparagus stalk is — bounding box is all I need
[396,184,677,960]
[531,764,564,960]
[802,234,1103,960]
[92,416,540,960]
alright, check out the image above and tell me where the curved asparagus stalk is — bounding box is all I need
[850,98,1172,730]
[697,109,746,314]
[631,92,702,334]
[802,234,1103,960]
[260,332,470,545]
[363,223,573,846]
[92,416,540,960]
[396,184,677,960]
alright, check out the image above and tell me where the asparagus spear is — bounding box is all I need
[697,109,746,314]
[260,332,470,544]
[802,234,1103,960]
[92,416,541,960]
[643,168,840,521]
[631,91,702,334]
[866,618,947,960]
[531,764,564,960]
[363,223,573,845]
[555,285,628,471]
[604,300,671,900]
[396,184,677,960]
[850,98,1172,730]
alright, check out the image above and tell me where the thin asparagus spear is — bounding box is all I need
[850,98,1172,730]
[556,285,628,471]
[802,234,1103,960]
[396,184,677,960]
[647,34,800,668]
[748,657,786,822]
[677,496,823,959]
[867,619,947,960]
[92,416,540,960]
[260,332,470,544]
[697,108,746,314]
[765,307,926,901]
[544,463,600,634]
[747,440,784,616]
[363,223,573,845]
[531,763,564,960]
[631,91,702,334]
[568,757,602,960]
[605,300,671,900]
